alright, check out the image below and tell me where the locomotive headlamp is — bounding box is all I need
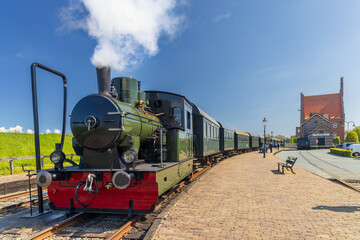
[122,149,137,164]
[50,150,65,164]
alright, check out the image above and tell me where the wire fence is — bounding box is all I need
[0,154,76,175]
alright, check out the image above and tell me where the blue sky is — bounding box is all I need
[1,0,360,137]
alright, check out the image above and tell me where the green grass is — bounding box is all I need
[0,133,79,176]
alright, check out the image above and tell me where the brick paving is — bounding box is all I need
[150,151,360,240]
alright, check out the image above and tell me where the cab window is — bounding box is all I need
[170,107,182,128]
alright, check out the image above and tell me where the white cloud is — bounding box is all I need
[214,13,231,22]
[45,129,51,134]
[0,126,24,133]
[0,127,8,133]
[54,129,61,134]
[15,52,25,58]
[59,0,184,72]
[26,129,34,134]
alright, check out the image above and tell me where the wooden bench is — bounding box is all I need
[277,156,298,174]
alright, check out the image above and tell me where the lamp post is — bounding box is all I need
[263,117,267,158]
[345,121,355,132]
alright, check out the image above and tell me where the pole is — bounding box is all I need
[31,64,44,214]
[263,126,266,158]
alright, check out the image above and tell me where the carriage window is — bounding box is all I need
[205,123,207,137]
[186,111,191,129]
[208,124,211,138]
[170,107,182,128]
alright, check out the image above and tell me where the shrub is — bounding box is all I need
[345,131,359,143]
[330,148,353,157]
[333,136,341,145]
[353,126,360,142]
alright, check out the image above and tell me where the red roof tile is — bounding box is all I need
[304,93,341,119]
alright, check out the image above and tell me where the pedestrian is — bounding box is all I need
[277,143,280,150]
[269,143,273,153]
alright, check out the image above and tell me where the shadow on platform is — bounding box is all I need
[313,205,360,213]
[270,170,283,175]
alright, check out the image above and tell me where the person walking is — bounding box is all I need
[277,143,280,150]
[269,143,273,153]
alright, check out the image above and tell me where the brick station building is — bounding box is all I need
[295,78,345,146]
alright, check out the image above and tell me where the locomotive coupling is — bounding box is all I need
[83,173,99,193]
[36,170,52,188]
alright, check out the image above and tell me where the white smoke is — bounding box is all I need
[59,0,184,71]
[26,129,34,134]
[54,129,61,134]
[0,126,24,133]
[45,129,52,134]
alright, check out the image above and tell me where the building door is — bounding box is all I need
[318,138,325,146]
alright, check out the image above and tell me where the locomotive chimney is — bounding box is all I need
[96,66,111,97]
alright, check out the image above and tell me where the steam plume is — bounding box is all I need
[59,0,184,71]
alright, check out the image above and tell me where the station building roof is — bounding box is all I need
[304,93,341,120]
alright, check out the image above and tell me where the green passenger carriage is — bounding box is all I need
[234,130,251,153]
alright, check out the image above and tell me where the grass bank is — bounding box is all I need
[0,133,79,176]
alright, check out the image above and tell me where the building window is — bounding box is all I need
[333,123,337,128]
[314,121,318,124]
[319,130,323,134]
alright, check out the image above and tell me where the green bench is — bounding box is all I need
[277,156,297,174]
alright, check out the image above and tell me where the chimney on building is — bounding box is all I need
[300,92,304,124]
[340,77,344,119]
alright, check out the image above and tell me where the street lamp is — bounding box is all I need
[345,121,355,132]
[263,117,267,158]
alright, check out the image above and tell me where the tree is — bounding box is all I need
[275,135,286,140]
[294,137,298,143]
[289,138,294,143]
[333,136,341,145]
[353,126,360,142]
[344,131,359,143]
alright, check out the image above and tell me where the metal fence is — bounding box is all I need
[284,143,297,148]
[0,154,76,175]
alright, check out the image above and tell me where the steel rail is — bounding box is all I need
[106,216,140,240]
[107,163,214,239]
[299,151,360,192]
[0,190,38,202]
[0,196,49,213]
[27,213,86,240]
[0,189,48,202]
[305,151,360,178]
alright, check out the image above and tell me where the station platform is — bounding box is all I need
[0,174,36,195]
[147,151,360,239]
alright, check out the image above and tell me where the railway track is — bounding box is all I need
[26,162,213,240]
[0,190,49,213]
[300,151,360,192]
[0,189,38,202]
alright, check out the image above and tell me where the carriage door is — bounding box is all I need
[185,101,193,157]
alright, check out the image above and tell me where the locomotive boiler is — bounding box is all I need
[36,67,193,214]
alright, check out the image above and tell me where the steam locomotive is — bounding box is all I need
[36,66,275,215]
